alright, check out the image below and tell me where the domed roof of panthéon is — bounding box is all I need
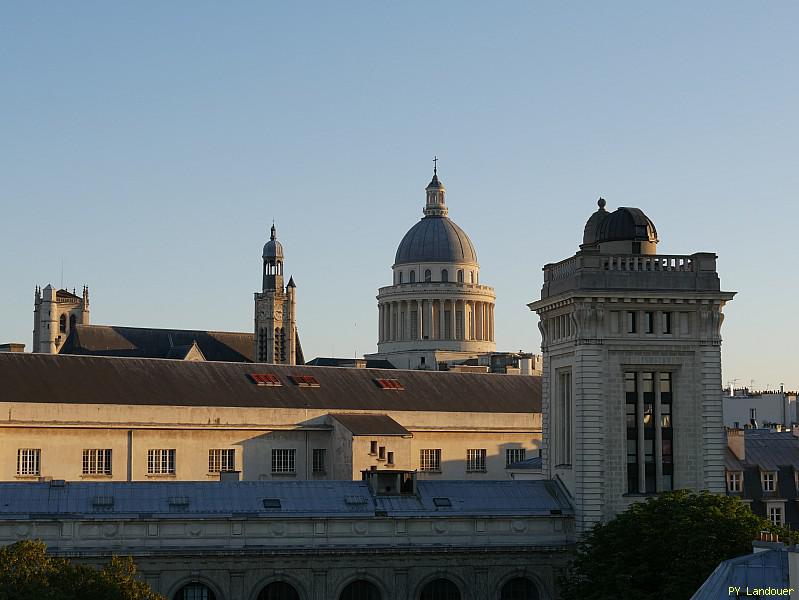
[395,216,477,266]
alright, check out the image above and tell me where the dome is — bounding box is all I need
[582,198,609,246]
[596,207,658,244]
[262,224,284,259]
[394,216,478,266]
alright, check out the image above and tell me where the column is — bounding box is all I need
[490,304,495,341]
[438,299,445,340]
[425,299,434,340]
[655,370,663,493]
[461,301,469,341]
[450,300,457,341]
[378,304,383,342]
[475,301,482,340]
[416,300,423,340]
[637,371,646,494]
[389,302,396,341]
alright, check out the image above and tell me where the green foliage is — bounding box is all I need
[559,490,789,600]
[0,540,165,600]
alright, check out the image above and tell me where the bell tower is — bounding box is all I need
[254,224,298,364]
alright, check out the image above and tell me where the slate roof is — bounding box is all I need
[55,289,81,300]
[306,357,396,369]
[0,353,540,413]
[0,480,571,519]
[330,414,411,436]
[691,546,789,600]
[60,324,255,362]
[727,429,799,471]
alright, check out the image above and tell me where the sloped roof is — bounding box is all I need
[330,414,411,436]
[0,479,571,519]
[691,547,789,600]
[61,324,254,362]
[0,353,540,413]
[732,429,799,471]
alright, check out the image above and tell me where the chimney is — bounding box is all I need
[0,343,25,353]
[728,428,745,460]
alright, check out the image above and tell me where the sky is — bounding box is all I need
[1,2,797,390]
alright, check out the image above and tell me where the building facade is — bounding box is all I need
[0,353,541,484]
[368,168,496,370]
[528,198,736,532]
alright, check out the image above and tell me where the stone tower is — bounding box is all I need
[33,284,90,353]
[528,198,735,533]
[254,224,298,364]
[368,164,496,370]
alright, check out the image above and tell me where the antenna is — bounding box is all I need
[60,259,64,289]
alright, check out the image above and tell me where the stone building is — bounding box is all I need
[32,284,90,353]
[0,476,572,600]
[367,167,497,370]
[0,353,540,483]
[528,198,736,532]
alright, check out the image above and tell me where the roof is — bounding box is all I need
[60,324,254,362]
[508,456,543,470]
[330,413,411,436]
[305,357,396,369]
[0,353,540,413]
[0,480,572,519]
[691,547,789,600]
[595,206,658,244]
[729,429,799,471]
[394,216,478,266]
[56,288,81,300]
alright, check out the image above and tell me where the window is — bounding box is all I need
[506,448,526,467]
[441,269,448,282]
[500,578,540,600]
[762,471,777,492]
[470,271,474,283]
[312,448,326,474]
[59,314,67,333]
[249,373,281,386]
[175,583,216,600]
[17,449,41,476]
[272,449,296,474]
[398,272,403,284]
[420,449,441,472]
[386,451,394,466]
[769,505,784,525]
[378,446,386,460]
[339,580,381,600]
[457,269,464,283]
[645,311,654,334]
[627,311,637,333]
[410,271,415,283]
[750,408,757,420]
[369,441,378,455]
[626,371,673,493]
[208,449,235,473]
[288,375,320,387]
[557,370,572,465]
[258,581,301,600]
[466,449,486,472]
[727,471,743,493]
[420,578,461,600]
[82,449,112,475]
[424,269,432,283]
[147,449,175,475]
[662,311,672,334]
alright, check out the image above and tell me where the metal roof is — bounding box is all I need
[0,480,572,519]
[691,547,789,600]
[727,429,799,471]
[0,353,540,413]
[330,414,411,436]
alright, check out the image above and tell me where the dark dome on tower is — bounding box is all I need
[596,207,658,244]
[583,197,609,246]
[262,224,284,259]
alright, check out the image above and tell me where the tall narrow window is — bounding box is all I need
[643,373,656,493]
[457,269,464,283]
[626,371,674,493]
[558,370,573,465]
[441,269,448,282]
[727,471,742,493]
[410,271,415,283]
[645,312,654,334]
[625,372,639,493]
[398,272,404,284]
[661,373,673,490]
[769,505,784,525]
[59,314,67,333]
[424,269,432,283]
[312,448,326,474]
[662,311,672,334]
[627,311,637,333]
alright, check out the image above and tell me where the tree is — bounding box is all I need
[0,540,164,600]
[559,490,788,600]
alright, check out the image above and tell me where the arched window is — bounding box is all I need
[258,581,301,600]
[500,577,540,600]
[174,583,216,600]
[410,271,416,283]
[424,269,432,283]
[398,272,403,284]
[69,314,76,330]
[59,314,67,333]
[441,269,448,282]
[470,271,474,283]
[339,580,381,600]
[457,269,464,283]
[420,578,461,600]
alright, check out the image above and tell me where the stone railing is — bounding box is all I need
[544,252,715,283]
[601,254,694,272]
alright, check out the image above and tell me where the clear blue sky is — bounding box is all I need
[1,2,797,389]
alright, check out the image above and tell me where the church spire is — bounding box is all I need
[424,158,448,217]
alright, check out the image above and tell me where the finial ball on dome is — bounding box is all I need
[598,197,606,209]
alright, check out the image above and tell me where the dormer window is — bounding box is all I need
[727,471,742,493]
[761,471,777,492]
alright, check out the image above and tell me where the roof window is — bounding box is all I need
[289,375,320,388]
[249,373,282,386]
[263,498,282,510]
[375,378,404,390]
[433,497,452,508]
